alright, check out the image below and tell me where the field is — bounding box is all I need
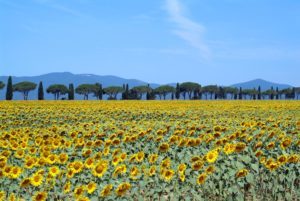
[0,101,299,201]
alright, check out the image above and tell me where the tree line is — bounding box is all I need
[0,76,299,100]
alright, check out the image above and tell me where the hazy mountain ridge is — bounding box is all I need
[0,73,295,100]
[231,79,292,91]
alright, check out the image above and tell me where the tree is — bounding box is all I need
[201,85,218,100]
[122,84,129,100]
[103,86,124,100]
[75,84,99,100]
[224,87,238,99]
[180,82,201,100]
[146,84,155,100]
[275,87,279,100]
[6,76,13,100]
[295,87,300,100]
[13,81,37,100]
[68,83,75,100]
[38,81,44,100]
[154,85,175,100]
[175,83,180,100]
[238,87,243,100]
[0,81,5,91]
[94,83,103,100]
[131,85,151,100]
[46,84,69,100]
[257,86,262,100]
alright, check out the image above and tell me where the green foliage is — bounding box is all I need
[201,85,218,100]
[175,83,180,100]
[6,76,13,100]
[68,83,75,100]
[180,82,201,100]
[103,86,124,100]
[154,85,175,100]
[46,84,69,100]
[38,81,44,100]
[75,84,100,100]
[0,81,5,90]
[131,85,151,99]
[13,81,37,100]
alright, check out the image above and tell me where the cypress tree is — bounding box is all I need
[38,81,44,100]
[276,87,279,100]
[68,83,74,100]
[175,83,180,100]
[238,87,242,100]
[98,84,103,100]
[258,86,261,100]
[6,76,13,100]
[270,87,274,100]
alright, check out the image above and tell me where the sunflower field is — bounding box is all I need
[0,101,299,201]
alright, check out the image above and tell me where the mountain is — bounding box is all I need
[231,79,293,91]
[0,72,159,100]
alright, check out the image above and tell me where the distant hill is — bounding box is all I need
[231,79,292,91]
[0,72,159,100]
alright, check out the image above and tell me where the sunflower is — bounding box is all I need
[24,158,35,169]
[113,164,127,177]
[84,158,94,169]
[32,192,47,201]
[206,150,219,163]
[177,163,186,174]
[112,156,120,166]
[190,156,202,163]
[179,173,185,182]
[235,142,246,153]
[266,142,275,150]
[130,166,139,179]
[10,166,22,179]
[206,165,215,174]
[64,181,71,193]
[14,149,25,159]
[3,166,12,177]
[236,169,248,178]
[277,155,287,165]
[159,143,169,152]
[266,162,279,171]
[30,174,43,187]
[280,138,292,149]
[92,161,108,178]
[86,182,97,194]
[71,161,84,174]
[58,153,68,164]
[74,186,85,198]
[100,184,113,197]
[162,169,174,182]
[197,173,207,185]
[255,150,263,158]
[0,191,4,201]
[115,182,131,196]
[287,154,299,163]
[148,154,158,164]
[148,166,156,176]
[136,152,145,162]
[192,161,203,171]
[223,143,235,155]
[160,158,171,169]
[66,169,75,179]
[20,178,31,188]
[49,166,60,177]
[47,154,57,165]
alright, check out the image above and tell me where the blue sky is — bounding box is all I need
[0,0,299,86]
